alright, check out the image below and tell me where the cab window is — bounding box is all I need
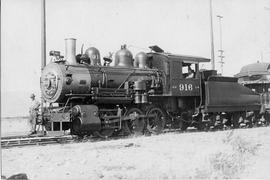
[182,63,196,78]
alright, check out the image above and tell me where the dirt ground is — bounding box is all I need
[2,125,270,180]
[1,117,30,137]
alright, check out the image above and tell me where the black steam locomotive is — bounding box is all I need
[40,38,264,137]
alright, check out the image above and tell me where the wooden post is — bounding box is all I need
[41,0,46,69]
[209,0,215,70]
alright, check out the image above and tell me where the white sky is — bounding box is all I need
[1,0,270,117]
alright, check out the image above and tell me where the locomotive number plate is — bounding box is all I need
[171,79,200,96]
[179,83,193,91]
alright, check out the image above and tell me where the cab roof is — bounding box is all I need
[148,52,211,64]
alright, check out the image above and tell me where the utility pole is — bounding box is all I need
[209,0,215,70]
[217,15,224,74]
[260,51,263,62]
[41,0,46,119]
[41,0,46,70]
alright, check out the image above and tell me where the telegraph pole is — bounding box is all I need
[41,0,46,122]
[217,15,224,74]
[41,0,46,70]
[209,0,215,70]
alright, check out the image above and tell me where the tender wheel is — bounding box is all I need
[194,113,207,131]
[146,107,166,135]
[232,112,245,128]
[93,128,115,138]
[264,112,270,126]
[123,107,145,136]
[179,120,189,131]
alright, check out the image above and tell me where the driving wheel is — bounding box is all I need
[146,107,166,134]
[123,107,145,136]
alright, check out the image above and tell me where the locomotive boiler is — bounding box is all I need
[41,38,264,137]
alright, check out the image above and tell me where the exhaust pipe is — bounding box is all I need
[65,38,77,64]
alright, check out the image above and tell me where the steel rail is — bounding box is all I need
[1,135,74,148]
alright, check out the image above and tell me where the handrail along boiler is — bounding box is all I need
[40,38,265,137]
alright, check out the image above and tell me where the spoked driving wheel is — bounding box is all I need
[146,107,166,134]
[123,107,145,136]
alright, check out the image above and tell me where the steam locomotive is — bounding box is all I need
[40,38,265,137]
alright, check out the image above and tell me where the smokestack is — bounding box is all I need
[65,38,77,64]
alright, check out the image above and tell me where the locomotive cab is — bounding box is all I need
[145,51,210,124]
[147,52,209,96]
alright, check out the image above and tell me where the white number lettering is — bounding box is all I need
[179,84,184,91]
[179,83,193,91]
[188,84,193,91]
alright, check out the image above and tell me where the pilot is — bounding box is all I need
[186,66,195,78]
[29,93,40,135]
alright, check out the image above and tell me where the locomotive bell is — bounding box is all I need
[115,45,133,67]
[134,52,148,68]
[85,47,101,66]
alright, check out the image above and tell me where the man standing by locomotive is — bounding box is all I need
[29,93,40,135]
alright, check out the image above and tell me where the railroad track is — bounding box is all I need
[2,123,268,149]
[1,135,74,148]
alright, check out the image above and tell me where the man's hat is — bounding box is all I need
[30,93,35,98]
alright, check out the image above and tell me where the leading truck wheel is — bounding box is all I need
[72,117,82,135]
[146,107,166,135]
[179,120,189,131]
[123,107,145,136]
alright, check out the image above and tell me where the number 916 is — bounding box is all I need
[179,84,193,91]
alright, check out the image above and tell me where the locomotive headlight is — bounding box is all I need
[42,72,58,97]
